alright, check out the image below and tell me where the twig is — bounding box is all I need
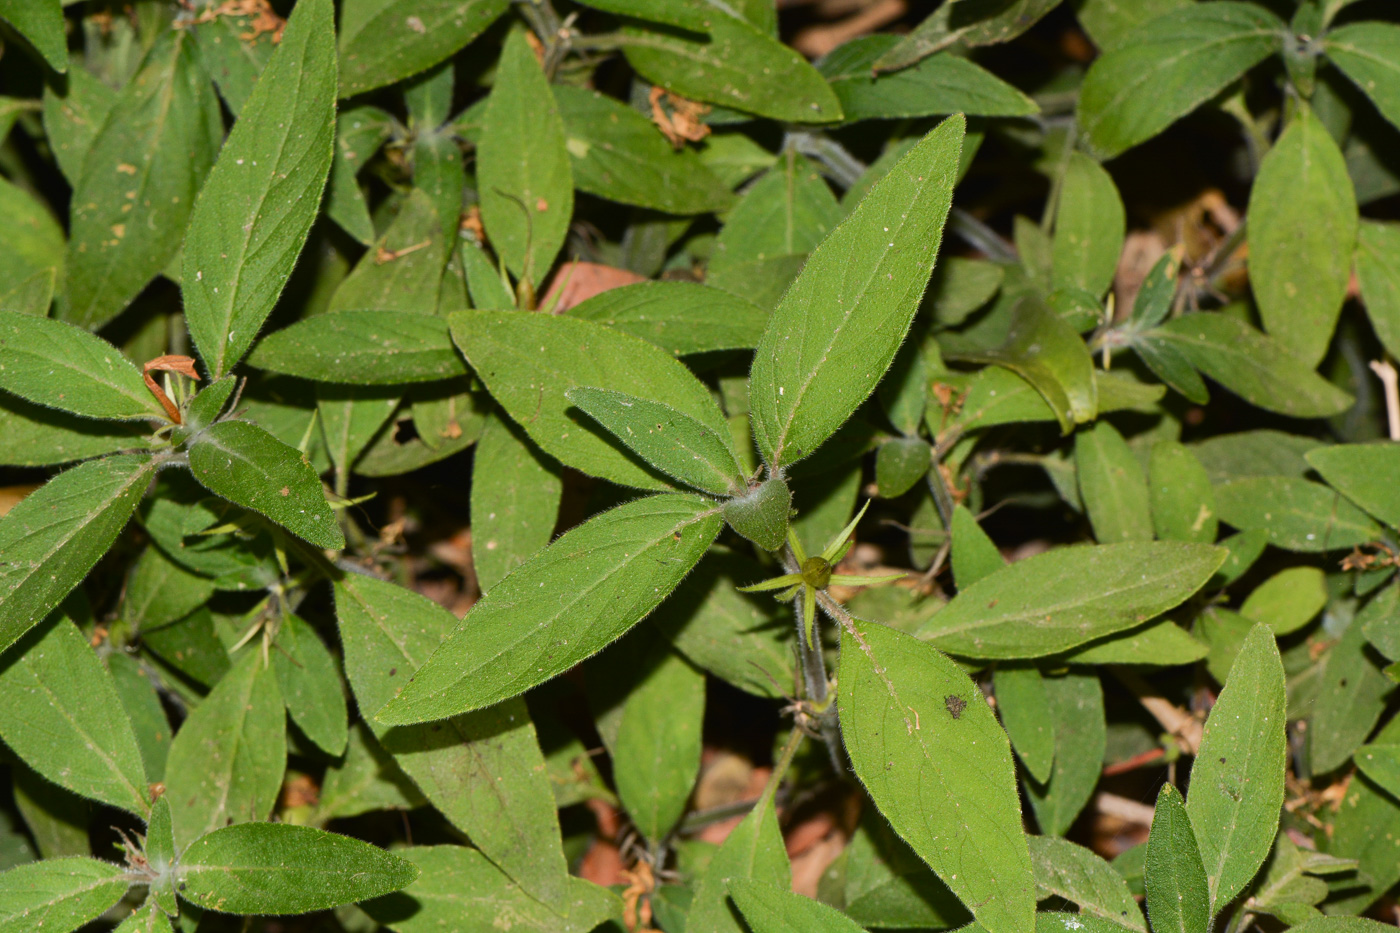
[1110,666,1204,754]
[1369,359,1400,441]
[1095,792,1156,827]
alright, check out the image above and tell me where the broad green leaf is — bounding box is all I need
[687,784,791,933]
[183,0,337,379]
[1306,443,1400,530]
[450,310,731,490]
[42,67,116,186]
[478,26,572,283]
[0,269,57,316]
[141,610,232,688]
[360,845,620,933]
[1191,429,1323,482]
[1185,624,1286,912]
[316,722,424,821]
[1052,153,1125,299]
[871,0,1062,72]
[338,0,509,97]
[751,116,963,469]
[190,1,276,116]
[248,311,469,384]
[623,15,841,124]
[1355,745,1400,801]
[272,613,348,757]
[176,822,419,914]
[835,810,971,929]
[1144,785,1209,933]
[0,178,64,297]
[1246,105,1357,367]
[163,650,285,847]
[729,878,866,933]
[1146,313,1354,418]
[555,86,733,215]
[1029,835,1145,932]
[1076,421,1152,543]
[1325,23,1400,133]
[0,453,153,650]
[61,30,221,329]
[105,652,170,785]
[326,105,394,244]
[0,0,67,72]
[567,386,748,497]
[875,438,929,498]
[1213,476,1379,552]
[839,617,1034,933]
[1355,220,1400,360]
[318,386,400,482]
[1309,591,1395,774]
[929,257,1005,327]
[1073,0,1191,51]
[0,614,150,817]
[12,763,87,860]
[470,413,562,592]
[328,191,448,314]
[113,899,173,932]
[0,311,166,420]
[188,420,344,550]
[611,641,704,844]
[1148,441,1218,544]
[567,281,767,356]
[0,857,128,933]
[378,493,722,723]
[1025,670,1106,836]
[1062,617,1208,666]
[724,472,793,551]
[1362,585,1400,661]
[1078,3,1284,159]
[820,36,1037,121]
[1240,567,1326,635]
[916,542,1225,659]
[413,129,465,245]
[1328,772,1400,914]
[995,663,1054,783]
[879,334,933,437]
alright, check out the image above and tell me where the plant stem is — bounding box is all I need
[949,208,1017,262]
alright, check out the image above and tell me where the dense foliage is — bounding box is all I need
[2,0,1400,931]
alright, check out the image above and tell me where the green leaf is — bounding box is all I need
[839,617,1034,933]
[567,386,748,497]
[1355,220,1400,360]
[0,614,150,817]
[12,763,88,860]
[0,311,166,420]
[360,845,620,933]
[1246,105,1357,367]
[1073,0,1191,51]
[1148,441,1218,544]
[163,650,285,848]
[750,116,963,469]
[470,413,562,592]
[1355,745,1400,801]
[272,613,348,757]
[329,190,449,315]
[555,86,733,215]
[316,722,424,821]
[183,0,337,379]
[871,0,1062,72]
[378,493,722,723]
[572,0,710,30]
[1029,835,1145,932]
[929,257,1005,327]
[1185,624,1286,912]
[567,281,767,356]
[995,663,1054,783]
[1307,443,1400,530]
[820,36,1038,121]
[1309,591,1395,774]
[1240,567,1326,635]
[687,785,791,933]
[176,822,419,915]
[188,420,344,550]
[950,504,1004,590]
[450,310,732,490]
[1052,153,1125,298]
[0,857,128,933]
[1362,586,1400,661]
[1077,3,1284,160]
[874,438,929,499]
[478,26,572,283]
[190,2,276,116]
[338,0,508,97]
[729,878,866,933]
[916,542,1225,659]
[142,796,177,916]
[113,898,173,932]
[333,574,570,906]
[0,0,66,72]
[723,474,792,551]
[1076,421,1153,543]
[61,29,221,329]
[1329,772,1400,914]
[0,178,64,297]
[42,67,116,187]
[623,15,842,124]
[1025,670,1106,836]
[1145,313,1354,418]
[1061,618,1208,666]
[0,453,153,650]
[1144,784,1209,933]
[105,652,171,786]
[1213,476,1379,552]
[1325,23,1400,134]
[326,106,394,245]
[249,311,469,385]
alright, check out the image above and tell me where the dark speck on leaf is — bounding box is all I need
[1220,757,1226,764]
[945,695,966,719]
[389,667,397,676]
[1339,678,1348,687]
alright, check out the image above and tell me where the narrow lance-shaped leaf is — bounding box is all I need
[1025,670,1106,837]
[1185,624,1286,912]
[1076,421,1153,543]
[686,777,791,933]
[1309,590,1396,775]
[566,281,768,356]
[470,413,562,592]
[272,613,348,757]
[0,311,167,421]
[995,664,1054,784]
[378,493,722,724]
[1325,23,1400,134]
[1052,152,1125,299]
[1213,476,1379,552]
[1355,220,1400,361]
[184,0,337,379]
[729,878,867,933]
[839,617,1035,933]
[916,542,1225,659]
[248,310,470,385]
[1144,784,1209,933]
[751,115,964,470]
[0,454,154,652]
[0,857,129,933]
[1029,835,1145,932]
[0,178,64,300]
[1305,443,1400,530]
[175,823,419,915]
[337,0,509,98]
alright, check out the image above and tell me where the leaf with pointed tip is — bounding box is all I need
[729,878,866,932]
[1325,23,1400,134]
[1355,220,1400,361]
[1148,441,1218,544]
[1076,421,1152,543]
[272,613,348,757]
[1052,153,1125,299]
[0,0,67,72]
[1213,476,1379,552]
[567,281,767,356]
[687,787,790,933]
[248,311,469,385]
[0,857,128,932]
[184,0,336,379]
[1306,443,1400,530]
[1029,835,1145,932]
[1310,590,1396,775]
[378,493,722,724]
[1145,784,1209,933]
[750,116,963,470]
[42,67,115,186]
[114,899,173,932]
[0,177,64,297]
[1240,567,1326,635]
[338,0,509,98]
[996,663,1054,783]
[1025,670,1106,837]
